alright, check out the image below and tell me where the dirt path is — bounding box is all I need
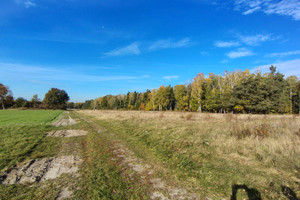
[75,111,199,200]
[52,111,77,127]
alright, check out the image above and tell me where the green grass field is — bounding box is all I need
[0,110,63,125]
[0,110,63,171]
[0,110,65,199]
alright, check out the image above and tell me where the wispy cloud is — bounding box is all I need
[215,33,274,49]
[163,75,179,80]
[0,63,148,82]
[235,0,300,20]
[149,38,191,51]
[103,38,192,57]
[266,50,300,57]
[251,59,300,77]
[238,34,272,46]
[226,48,254,59]
[15,0,36,8]
[104,43,140,57]
[214,41,240,47]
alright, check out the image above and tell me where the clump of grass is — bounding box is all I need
[295,128,300,137]
[231,122,272,139]
[186,113,193,120]
[230,121,272,139]
[225,113,234,122]
[159,113,164,119]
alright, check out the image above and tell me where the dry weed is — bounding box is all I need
[186,113,193,120]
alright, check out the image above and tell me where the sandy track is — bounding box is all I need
[75,111,199,200]
[0,155,82,185]
[53,111,77,127]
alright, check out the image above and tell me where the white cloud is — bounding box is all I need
[163,75,179,80]
[243,6,261,15]
[227,48,254,59]
[266,50,300,57]
[235,0,300,20]
[149,38,191,51]
[214,33,274,49]
[251,59,300,77]
[214,41,240,47]
[15,0,36,8]
[104,43,140,57]
[239,34,272,46]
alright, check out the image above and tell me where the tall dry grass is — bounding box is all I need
[78,110,300,180]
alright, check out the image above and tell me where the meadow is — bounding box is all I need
[78,110,300,199]
[0,109,299,199]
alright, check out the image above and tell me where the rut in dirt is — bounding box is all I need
[47,129,88,137]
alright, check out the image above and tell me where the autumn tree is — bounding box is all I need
[174,84,189,111]
[145,89,157,111]
[191,73,205,112]
[286,75,299,113]
[31,94,41,108]
[0,83,12,110]
[43,88,69,110]
[155,85,175,111]
[79,67,296,114]
[14,97,28,108]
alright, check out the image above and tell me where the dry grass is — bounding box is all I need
[77,110,300,198]
[79,110,300,172]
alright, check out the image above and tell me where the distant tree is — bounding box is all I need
[0,83,12,110]
[82,100,92,109]
[67,102,75,109]
[31,94,41,108]
[74,102,83,109]
[286,76,299,113]
[191,73,205,112]
[15,97,28,108]
[155,85,174,111]
[81,67,297,114]
[4,95,14,108]
[101,96,108,109]
[139,103,145,110]
[174,84,189,111]
[43,88,69,110]
[296,81,300,114]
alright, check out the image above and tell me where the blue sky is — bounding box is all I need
[0,0,300,102]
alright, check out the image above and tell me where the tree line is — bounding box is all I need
[0,86,70,110]
[78,66,300,114]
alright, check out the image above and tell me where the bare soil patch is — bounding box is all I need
[47,130,88,137]
[56,187,73,200]
[0,155,82,185]
[53,112,77,127]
